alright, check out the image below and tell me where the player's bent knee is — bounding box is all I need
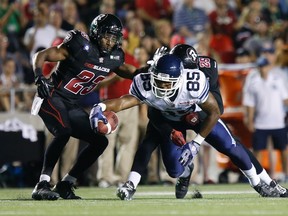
[167,170,182,178]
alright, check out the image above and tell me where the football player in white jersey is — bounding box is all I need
[90,53,288,200]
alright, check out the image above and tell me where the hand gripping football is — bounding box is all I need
[97,111,119,135]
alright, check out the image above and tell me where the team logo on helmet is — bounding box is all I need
[187,48,198,63]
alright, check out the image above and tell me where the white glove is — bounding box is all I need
[147,46,168,65]
[89,104,108,132]
[178,141,200,166]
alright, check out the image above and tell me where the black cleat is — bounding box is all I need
[270,180,288,198]
[116,181,136,200]
[253,181,280,197]
[53,181,81,199]
[175,163,194,199]
[32,180,60,200]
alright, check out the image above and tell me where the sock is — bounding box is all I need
[258,169,273,185]
[127,171,141,188]
[62,174,77,184]
[39,174,50,182]
[240,164,260,187]
[180,165,191,178]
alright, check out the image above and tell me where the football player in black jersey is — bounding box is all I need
[31,14,138,200]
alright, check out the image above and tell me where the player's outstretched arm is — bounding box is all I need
[102,94,142,113]
[114,64,137,80]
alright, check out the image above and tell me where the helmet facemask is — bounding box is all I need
[149,54,184,99]
[89,14,123,55]
[150,71,183,98]
[97,26,123,54]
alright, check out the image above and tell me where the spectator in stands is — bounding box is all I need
[139,35,158,59]
[75,0,98,27]
[48,7,68,39]
[208,0,237,38]
[234,0,263,49]
[61,0,79,31]
[276,44,288,74]
[0,32,23,80]
[243,53,288,181]
[173,0,210,46]
[261,0,288,37]
[153,19,173,49]
[0,57,20,112]
[0,0,24,52]
[124,17,145,55]
[22,1,58,61]
[243,18,273,61]
[135,0,173,36]
[235,48,253,64]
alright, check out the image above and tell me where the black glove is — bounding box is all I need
[35,75,54,99]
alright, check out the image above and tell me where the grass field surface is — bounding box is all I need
[0,183,287,216]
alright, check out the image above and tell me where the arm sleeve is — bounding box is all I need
[147,107,174,138]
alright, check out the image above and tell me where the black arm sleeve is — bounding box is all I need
[147,107,174,138]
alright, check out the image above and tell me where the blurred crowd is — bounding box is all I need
[0,0,288,111]
[0,0,288,187]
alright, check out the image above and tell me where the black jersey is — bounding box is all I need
[198,55,224,114]
[51,30,124,103]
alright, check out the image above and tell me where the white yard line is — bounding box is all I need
[137,190,255,196]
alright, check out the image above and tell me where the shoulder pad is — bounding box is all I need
[129,73,149,101]
[63,30,91,57]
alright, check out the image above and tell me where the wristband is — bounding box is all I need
[194,134,205,145]
[98,103,106,111]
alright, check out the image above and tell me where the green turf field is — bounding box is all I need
[0,184,287,216]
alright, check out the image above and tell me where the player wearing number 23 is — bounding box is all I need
[31,14,138,200]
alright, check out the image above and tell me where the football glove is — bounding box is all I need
[178,141,200,166]
[35,75,54,99]
[170,129,186,147]
[147,46,168,65]
[89,104,108,132]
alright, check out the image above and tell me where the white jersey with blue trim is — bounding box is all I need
[129,68,210,121]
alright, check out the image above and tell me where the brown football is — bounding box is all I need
[97,111,119,135]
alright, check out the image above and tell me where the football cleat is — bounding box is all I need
[270,180,288,198]
[253,181,280,197]
[32,180,60,200]
[175,163,194,199]
[116,181,136,200]
[52,181,81,199]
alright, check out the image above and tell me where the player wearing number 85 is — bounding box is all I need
[31,14,138,200]
[90,51,288,200]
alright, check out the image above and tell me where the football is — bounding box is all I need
[97,111,119,135]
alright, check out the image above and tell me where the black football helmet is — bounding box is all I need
[89,14,123,54]
[150,54,184,98]
[169,44,199,69]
